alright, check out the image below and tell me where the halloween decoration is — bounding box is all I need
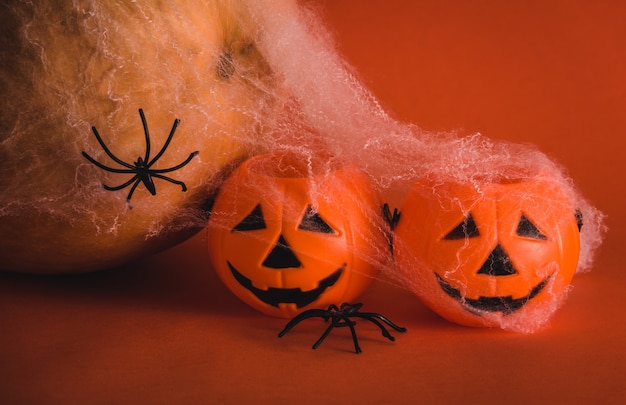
[392,174,584,332]
[0,0,605,282]
[382,203,402,254]
[0,0,275,273]
[207,151,388,318]
[82,109,199,207]
[278,302,406,354]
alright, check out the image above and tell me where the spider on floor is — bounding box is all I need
[82,108,199,207]
[278,302,406,354]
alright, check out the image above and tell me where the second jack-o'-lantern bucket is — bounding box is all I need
[392,174,582,332]
[207,150,388,317]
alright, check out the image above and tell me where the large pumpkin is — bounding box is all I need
[207,151,387,317]
[0,0,274,273]
[392,176,581,332]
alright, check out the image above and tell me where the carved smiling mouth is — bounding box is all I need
[435,273,551,315]
[227,262,344,308]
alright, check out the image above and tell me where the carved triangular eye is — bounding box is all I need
[443,213,480,240]
[516,214,547,240]
[232,204,266,232]
[298,205,336,234]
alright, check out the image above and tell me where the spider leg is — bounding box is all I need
[88,127,135,169]
[278,309,328,338]
[102,175,138,191]
[82,152,136,174]
[382,203,401,231]
[125,179,142,206]
[151,174,188,192]
[342,315,362,354]
[352,315,397,341]
[147,116,181,166]
[382,204,401,253]
[312,323,336,350]
[150,151,199,173]
[355,312,407,333]
[138,109,152,163]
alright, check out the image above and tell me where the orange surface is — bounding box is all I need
[1,1,625,403]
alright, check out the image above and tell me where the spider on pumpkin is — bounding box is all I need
[82,108,199,207]
[382,203,402,253]
[278,302,406,354]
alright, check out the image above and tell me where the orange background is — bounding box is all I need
[2,1,625,403]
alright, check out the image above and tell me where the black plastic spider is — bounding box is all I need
[82,109,199,207]
[278,302,406,354]
[382,203,402,253]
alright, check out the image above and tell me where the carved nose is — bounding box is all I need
[262,234,302,269]
[477,244,517,276]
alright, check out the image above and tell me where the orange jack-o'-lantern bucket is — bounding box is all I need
[207,150,388,317]
[392,175,582,332]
